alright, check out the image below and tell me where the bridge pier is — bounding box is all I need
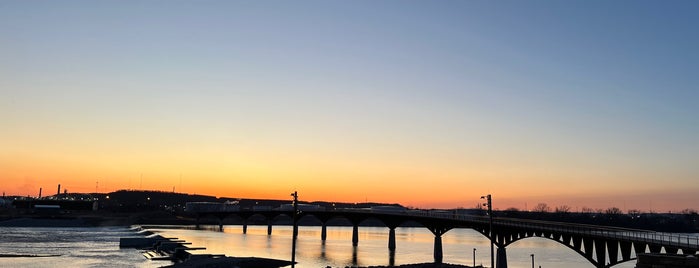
[321,223,328,241]
[496,246,507,268]
[434,234,443,263]
[267,220,273,235]
[218,219,223,232]
[427,226,451,264]
[388,227,396,251]
[242,221,248,234]
[352,223,359,246]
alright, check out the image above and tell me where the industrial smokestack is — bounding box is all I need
[39,188,42,198]
[57,184,61,196]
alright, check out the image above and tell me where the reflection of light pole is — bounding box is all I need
[290,191,299,267]
[473,248,476,267]
[530,254,534,268]
[481,194,493,268]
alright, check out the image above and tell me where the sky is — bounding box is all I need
[1,1,698,212]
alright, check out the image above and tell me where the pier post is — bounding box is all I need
[388,227,396,251]
[434,234,443,263]
[426,226,451,264]
[321,223,328,241]
[496,246,508,268]
[352,223,359,246]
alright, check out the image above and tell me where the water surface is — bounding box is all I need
[149,225,640,268]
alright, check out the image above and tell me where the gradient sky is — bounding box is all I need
[2,1,698,211]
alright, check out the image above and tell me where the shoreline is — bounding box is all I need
[0,254,62,258]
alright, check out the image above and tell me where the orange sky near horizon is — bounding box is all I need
[2,144,696,213]
[2,2,698,214]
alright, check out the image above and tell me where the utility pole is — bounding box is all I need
[290,191,299,267]
[481,194,493,268]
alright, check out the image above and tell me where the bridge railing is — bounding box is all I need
[188,206,699,250]
[343,208,699,250]
[491,217,699,250]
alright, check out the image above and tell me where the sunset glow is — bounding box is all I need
[2,1,698,212]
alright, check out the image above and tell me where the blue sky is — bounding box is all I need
[1,1,698,209]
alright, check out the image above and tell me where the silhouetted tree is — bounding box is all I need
[605,207,623,215]
[555,205,571,213]
[581,207,595,213]
[533,203,551,213]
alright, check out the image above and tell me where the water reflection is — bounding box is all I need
[318,241,328,262]
[148,225,640,268]
[352,246,358,266]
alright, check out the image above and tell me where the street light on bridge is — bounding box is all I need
[481,194,493,268]
[531,253,535,268]
[472,248,476,267]
[290,191,299,267]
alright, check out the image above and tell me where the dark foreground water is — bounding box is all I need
[2,225,694,268]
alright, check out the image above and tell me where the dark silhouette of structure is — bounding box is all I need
[187,206,699,268]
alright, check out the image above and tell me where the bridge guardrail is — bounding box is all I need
[188,206,699,250]
[340,208,699,250]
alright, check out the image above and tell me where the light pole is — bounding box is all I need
[473,248,476,267]
[290,191,299,267]
[530,254,535,268]
[481,194,493,268]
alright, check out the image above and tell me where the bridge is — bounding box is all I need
[186,203,699,268]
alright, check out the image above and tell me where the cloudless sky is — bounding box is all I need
[2,1,698,211]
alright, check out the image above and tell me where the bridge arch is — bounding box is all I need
[494,230,642,268]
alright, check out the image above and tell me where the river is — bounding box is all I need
[0,226,158,268]
[1,224,687,267]
[149,225,638,268]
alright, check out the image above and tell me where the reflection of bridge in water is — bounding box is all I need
[187,205,699,268]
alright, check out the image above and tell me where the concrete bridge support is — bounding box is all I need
[434,234,443,263]
[388,227,396,251]
[321,223,328,241]
[426,226,451,264]
[496,246,507,268]
[595,240,606,268]
[216,215,226,231]
[352,223,359,246]
[267,220,273,235]
[242,221,248,234]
